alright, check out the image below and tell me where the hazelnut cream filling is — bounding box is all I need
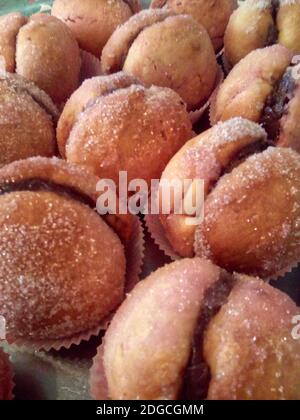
[181,271,236,400]
[260,68,297,141]
[0,178,96,209]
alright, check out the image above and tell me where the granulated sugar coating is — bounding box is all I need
[102,9,218,110]
[0,74,57,166]
[52,0,141,57]
[0,348,13,400]
[205,275,300,400]
[65,83,193,186]
[0,158,126,346]
[158,118,268,257]
[195,147,300,278]
[91,259,300,400]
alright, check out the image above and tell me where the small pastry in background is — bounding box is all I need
[57,72,193,186]
[211,44,300,153]
[224,0,300,69]
[0,73,58,166]
[150,118,300,279]
[151,0,237,51]
[101,10,218,111]
[0,13,81,104]
[0,157,134,349]
[90,258,300,400]
[52,0,141,57]
[0,349,13,400]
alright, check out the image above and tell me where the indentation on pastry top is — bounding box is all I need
[260,66,298,141]
[101,9,173,73]
[0,73,59,124]
[0,178,96,210]
[181,270,236,400]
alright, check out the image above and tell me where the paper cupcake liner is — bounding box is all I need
[145,214,180,261]
[80,49,102,83]
[5,217,144,352]
[189,65,224,125]
[89,341,109,400]
[0,349,14,400]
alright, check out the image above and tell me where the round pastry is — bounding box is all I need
[151,0,237,51]
[152,117,300,279]
[0,349,13,400]
[0,12,27,73]
[57,72,193,186]
[0,157,137,349]
[52,0,141,57]
[0,73,58,166]
[224,0,300,69]
[0,13,81,104]
[211,44,300,153]
[101,10,218,111]
[90,258,300,400]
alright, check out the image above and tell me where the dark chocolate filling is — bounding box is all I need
[0,179,96,210]
[260,69,296,141]
[181,271,236,400]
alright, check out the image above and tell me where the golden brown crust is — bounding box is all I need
[101,258,222,400]
[195,147,300,279]
[65,83,193,186]
[0,157,126,342]
[151,0,237,51]
[16,14,81,104]
[0,74,57,166]
[52,0,141,57]
[101,9,172,74]
[224,0,300,68]
[92,258,300,400]
[205,276,300,400]
[211,45,292,124]
[0,12,27,72]
[57,72,141,158]
[0,349,12,400]
[159,118,268,257]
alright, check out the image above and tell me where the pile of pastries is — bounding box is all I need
[0,0,300,401]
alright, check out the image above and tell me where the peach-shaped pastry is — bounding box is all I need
[52,0,141,57]
[211,44,300,153]
[57,72,193,186]
[0,73,58,166]
[151,0,237,51]
[0,157,140,350]
[0,13,81,104]
[148,117,300,279]
[90,258,300,400]
[101,10,218,110]
[224,0,300,69]
[0,349,13,400]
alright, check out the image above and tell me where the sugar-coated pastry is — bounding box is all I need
[90,258,300,400]
[101,10,218,110]
[224,0,300,69]
[0,349,13,400]
[0,157,132,348]
[156,118,300,279]
[151,0,237,51]
[52,0,141,57]
[57,72,193,186]
[0,73,58,166]
[0,12,27,73]
[211,45,300,153]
